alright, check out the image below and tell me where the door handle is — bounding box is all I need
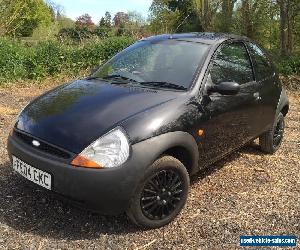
[253,92,261,101]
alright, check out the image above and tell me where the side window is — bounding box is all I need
[209,42,254,85]
[247,42,272,81]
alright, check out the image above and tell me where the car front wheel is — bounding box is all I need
[259,112,285,154]
[127,156,190,228]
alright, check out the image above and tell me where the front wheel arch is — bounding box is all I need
[281,104,289,117]
[134,131,199,176]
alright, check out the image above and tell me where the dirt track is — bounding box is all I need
[0,83,299,249]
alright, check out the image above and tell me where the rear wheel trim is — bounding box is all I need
[140,170,183,220]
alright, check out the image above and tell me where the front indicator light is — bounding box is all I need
[71,155,102,169]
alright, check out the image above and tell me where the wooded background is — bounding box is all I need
[0,0,299,83]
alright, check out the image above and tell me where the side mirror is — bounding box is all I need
[210,81,240,95]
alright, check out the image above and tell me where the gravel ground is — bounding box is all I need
[0,83,299,250]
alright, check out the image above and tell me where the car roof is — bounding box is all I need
[142,32,249,45]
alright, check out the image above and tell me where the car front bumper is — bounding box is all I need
[7,132,153,215]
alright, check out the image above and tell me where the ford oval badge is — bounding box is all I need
[32,140,40,147]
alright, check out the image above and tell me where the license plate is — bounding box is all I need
[12,155,52,190]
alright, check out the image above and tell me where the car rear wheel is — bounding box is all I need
[127,156,189,228]
[259,112,285,154]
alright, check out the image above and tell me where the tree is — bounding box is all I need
[104,11,112,28]
[45,0,64,21]
[149,3,180,33]
[95,12,112,38]
[99,12,112,29]
[99,17,107,28]
[75,14,95,30]
[192,0,220,31]
[113,12,129,27]
[149,0,201,33]
[59,14,95,43]
[219,0,236,32]
[125,11,146,37]
[277,0,300,56]
[0,0,53,37]
[57,16,75,30]
[145,0,300,58]
[168,0,201,31]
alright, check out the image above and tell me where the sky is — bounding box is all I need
[52,0,152,23]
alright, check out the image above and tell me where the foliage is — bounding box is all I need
[28,15,75,42]
[96,12,113,38]
[149,0,181,33]
[0,0,299,83]
[121,11,147,37]
[0,37,136,83]
[57,16,75,30]
[58,11,147,42]
[277,56,300,76]
[0,38,29,81]
[149,0,300,58]
[58,27,94,43]
[75,14,95,30]
[192,0,220,31]
[113,12,129,27]
[0,0,53,37]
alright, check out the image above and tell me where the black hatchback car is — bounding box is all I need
[7,33,289,228]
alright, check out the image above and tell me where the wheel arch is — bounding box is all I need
[162,146,194,175]
[276,89,289,117]
[136,131,199,176]
[281,104,289,117]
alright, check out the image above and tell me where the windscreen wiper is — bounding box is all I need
[85,76,108,81]
[86,74,137,85]
[139,81,187,90]
[103,74,138,83]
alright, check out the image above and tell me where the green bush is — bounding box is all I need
[0,36,136,83]
[276,56,300,76]
[0,39,29,82]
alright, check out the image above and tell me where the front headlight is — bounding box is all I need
[71,127,130,169]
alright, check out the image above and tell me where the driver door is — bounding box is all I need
[197,41,262,166]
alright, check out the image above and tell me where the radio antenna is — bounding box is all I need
[174,13,191,34]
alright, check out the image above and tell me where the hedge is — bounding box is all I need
[0,37,299,83]
[276,56,300,76]
[0,37,136,83]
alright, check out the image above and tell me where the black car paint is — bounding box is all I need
[7,33,288,214]
[15,80,182,153]
[8,130,197,214]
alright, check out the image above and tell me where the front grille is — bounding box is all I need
[14,130,71,159]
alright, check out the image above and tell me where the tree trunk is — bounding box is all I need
[278,0,288,57]
[220,0,236,32]
[241,0,253,38]
[286,0,299,55]
[201,0,209,31]
[287,12,293,54]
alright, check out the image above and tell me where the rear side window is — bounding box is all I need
[209,42,254,85]
[247,42,272,81]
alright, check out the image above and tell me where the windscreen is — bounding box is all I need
[93,39,210,89]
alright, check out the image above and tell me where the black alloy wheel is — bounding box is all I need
[127,156,189,228]
[259,112,285,154]
[273,118,284,147]
[141,169,184,220]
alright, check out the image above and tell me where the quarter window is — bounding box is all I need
[247,42,272,81]
[209,42,254,85]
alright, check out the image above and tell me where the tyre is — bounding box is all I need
[127,156,190,228]
[259,112,285,154]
